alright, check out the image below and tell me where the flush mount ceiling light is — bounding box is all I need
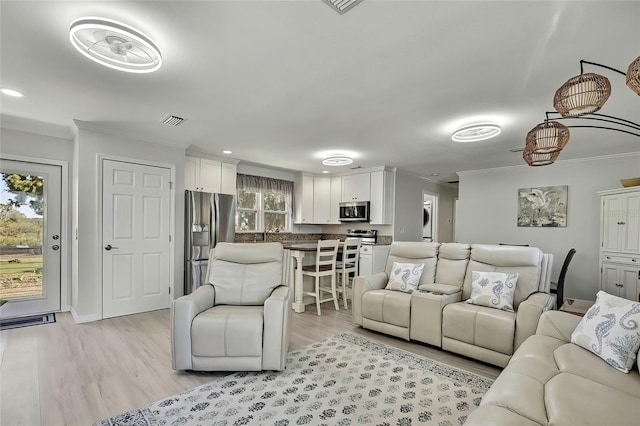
[322,154,353,166]
[451,123,501,142]
[69,17,162,73]
[1,88,24,97]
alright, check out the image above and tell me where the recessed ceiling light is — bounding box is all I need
[452,123,501,142]
[322,170,329,174]
[1,88,24,97]
[431,173,440,176]
[69,17,162,73]
[223,150,232,154]
[322,155,353,166]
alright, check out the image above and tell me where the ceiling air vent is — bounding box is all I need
[510,148,524,153]
[322,0,364,15]
[161,115,187,126]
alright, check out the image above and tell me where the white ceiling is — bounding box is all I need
[1,1,639,183]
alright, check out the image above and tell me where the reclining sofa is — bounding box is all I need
[353,242,554,367]
[465,310,640,425]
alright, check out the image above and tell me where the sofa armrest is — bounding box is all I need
[171,284,216,370]
[352,272,389,326]
[514,292,555,350]
[535,310,583,343]
[263,285,291,371]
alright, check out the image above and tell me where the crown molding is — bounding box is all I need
[1,114,75,140]
[73,120,187,150]
[457,152,640,177]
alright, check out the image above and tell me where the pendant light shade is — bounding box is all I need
[525,121,570,154]
[523,148,560,167]
[553,73,611,117]
[626,56,640,96]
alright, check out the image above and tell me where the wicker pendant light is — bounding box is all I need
[626,56,640,96]
[523,148,560,167]
[526,121,570,154]
[553,73,611,117]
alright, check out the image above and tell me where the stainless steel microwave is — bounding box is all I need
[339,201,370,222]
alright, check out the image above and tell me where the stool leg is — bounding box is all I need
[331,274,340,311]
[315,275,321,316]
[341,271,348,310]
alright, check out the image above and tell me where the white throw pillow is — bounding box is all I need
[466,271,519,312]
[385,262,424,293]
[571,291,640,373]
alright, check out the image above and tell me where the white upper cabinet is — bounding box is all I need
[185,156,237,195]
[294,174,314,224]
[313,177,331,224]
[330,176,342,224]
[341,173,371,202]
[370,170,394,225]
[600,188,640,254]
[221,162,237,195]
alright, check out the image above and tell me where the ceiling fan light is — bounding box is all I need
[626,56,640,96]
[525,121,570,154]
[69,17,162,73]
[451,123,501,142]
[322,155,353,166]
[523,148,560,167]
[553,73,611,117]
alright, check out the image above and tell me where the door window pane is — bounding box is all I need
[0,173,44,299]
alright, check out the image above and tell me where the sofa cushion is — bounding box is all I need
[384,242,439,287]
[207,242,283,305]
[434,243,470,286]
[362,289,411,328]
[466,271,519,312]
[191,305,264,357]
[553,343,640,398]
[571,291,640,373]
[545,372,640,426]
[385,262,424,293]
[443,302,516,355]
[463,245,542,308]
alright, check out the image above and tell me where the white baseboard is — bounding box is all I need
[70,307,100,323]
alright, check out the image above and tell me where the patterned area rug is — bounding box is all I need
[96,333,493,426]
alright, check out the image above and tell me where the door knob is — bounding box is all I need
[52,235,59,240]
[105,244,119,251]
[52,245,60,251]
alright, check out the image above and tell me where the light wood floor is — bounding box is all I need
[0,305,500,426]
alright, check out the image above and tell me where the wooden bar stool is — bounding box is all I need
[336,238,361,309]
[302,239,340,315]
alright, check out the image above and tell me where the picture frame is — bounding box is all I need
[517,185,568,227]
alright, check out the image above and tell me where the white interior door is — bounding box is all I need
[102,160,171,319]
[0,159,61,318]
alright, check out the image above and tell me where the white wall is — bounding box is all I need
[72,123,186,320]
[393,171,457,242]
[457,153,640,301]
[0,127,74,310]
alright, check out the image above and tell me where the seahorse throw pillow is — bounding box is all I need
[466,271,519,312]
[571,291,640,373]
[385,262,425,293]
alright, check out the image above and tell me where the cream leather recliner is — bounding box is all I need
[442,244,554,367]
[171,242,290,371]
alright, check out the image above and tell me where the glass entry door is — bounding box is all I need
[0,159,61,318]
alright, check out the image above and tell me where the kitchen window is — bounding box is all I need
[236,174,293,232]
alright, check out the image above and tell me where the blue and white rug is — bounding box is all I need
[96,333,493,426]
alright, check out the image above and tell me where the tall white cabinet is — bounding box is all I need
[598,187,640,302]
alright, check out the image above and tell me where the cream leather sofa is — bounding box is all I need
[353,242,554,367]
[172,242,290,371]
[465,310,640,425]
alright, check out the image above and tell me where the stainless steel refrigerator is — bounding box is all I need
[185,191,235,294]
